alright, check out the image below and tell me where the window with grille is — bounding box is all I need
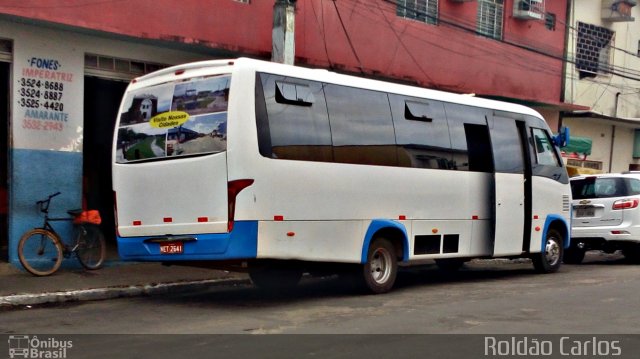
[0,38,11,63]
[545,13,556,31]
[477,0,504,40]
[575,22,615,79]
[85,54,168,78]
[397,0,438,25]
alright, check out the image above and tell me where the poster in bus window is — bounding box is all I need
[165,113,227,157]
[171,76,230,116]
[116,76,230,163]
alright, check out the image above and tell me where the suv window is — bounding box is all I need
[571,177,627,199]
[628,178,640,195]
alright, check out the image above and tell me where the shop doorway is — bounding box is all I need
[0,61,9,261]
[83,76,127,258]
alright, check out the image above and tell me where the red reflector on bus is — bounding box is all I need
[198,217,208,222]
[472,215,479,220]
[133,220,142,226]
[398,215,406,220]
[174,69,185,75]
[163,217,173,223]
[533,215,539,220]
[274,215,284,221]
[287,232,295,237]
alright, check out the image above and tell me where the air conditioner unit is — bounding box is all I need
[513,0,545,20]
[602,0,637,22]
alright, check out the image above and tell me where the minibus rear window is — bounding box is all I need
[115,75,230,163]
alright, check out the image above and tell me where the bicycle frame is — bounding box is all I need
[34,192,78,254]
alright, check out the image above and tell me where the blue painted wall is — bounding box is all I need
[9,149,82,268]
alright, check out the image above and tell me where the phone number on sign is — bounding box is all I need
[22,118,64,131]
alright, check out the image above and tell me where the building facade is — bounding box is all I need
[562,0,640,173]
[0,0,573,265]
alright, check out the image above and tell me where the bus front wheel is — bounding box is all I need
[533,228,563,273]
[360,238,398,294]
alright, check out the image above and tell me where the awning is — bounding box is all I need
[478,95,591,112]
[564,110,640,125]
[561,136,592,155]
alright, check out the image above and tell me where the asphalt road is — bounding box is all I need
[1,253,639,358]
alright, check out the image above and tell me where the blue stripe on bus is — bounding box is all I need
[542,214,571,250]
[116,220,258,261]
[361,219,410,264]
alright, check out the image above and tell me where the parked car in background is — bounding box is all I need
[567,173,640,264]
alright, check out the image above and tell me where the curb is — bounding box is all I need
[0,277,251,308]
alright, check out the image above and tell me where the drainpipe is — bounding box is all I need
[609,92,621,173]
[558,0,573,132]
[272,0,296,65]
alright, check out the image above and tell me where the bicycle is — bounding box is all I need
[18,192,106,276]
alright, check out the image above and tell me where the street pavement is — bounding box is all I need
[0,260,249,308]
[0,251,628,309]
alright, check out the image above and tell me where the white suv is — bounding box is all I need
[567,172,640,264]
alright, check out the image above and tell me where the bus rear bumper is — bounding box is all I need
[116,220,258,261]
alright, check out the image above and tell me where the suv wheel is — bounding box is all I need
[623,244,640,264]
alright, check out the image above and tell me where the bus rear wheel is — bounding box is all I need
[359,238,398,294]
[533,228,563,273]
[435,258,466,272]
[248,260,303,292]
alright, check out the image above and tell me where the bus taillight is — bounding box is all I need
[227,179,254,232]
[113,191,120,237]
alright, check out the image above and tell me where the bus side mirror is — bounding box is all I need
[553,126,570,148]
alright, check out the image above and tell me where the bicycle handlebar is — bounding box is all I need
[36,192,62,213]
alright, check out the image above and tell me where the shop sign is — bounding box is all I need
[13,50,83,152]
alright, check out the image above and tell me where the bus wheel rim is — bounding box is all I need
[545,237,560,266]
[370,248,392,284]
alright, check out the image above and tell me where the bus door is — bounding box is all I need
[489,115,530,256]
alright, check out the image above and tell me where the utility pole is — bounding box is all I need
[272,0,296,65]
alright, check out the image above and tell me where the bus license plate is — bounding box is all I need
[576,207,595,218]
[160,242,183,254]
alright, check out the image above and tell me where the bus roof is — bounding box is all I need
[130,57,544,121]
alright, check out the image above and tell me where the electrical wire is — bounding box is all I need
[381,0,640,82]
[332,0,365,73]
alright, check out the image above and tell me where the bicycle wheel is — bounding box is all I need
[18,229,63,276]
[76,224,106,270]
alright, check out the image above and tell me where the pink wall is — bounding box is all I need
[0,0,275,57]
[296,0,567,104]
[0,0,567,105]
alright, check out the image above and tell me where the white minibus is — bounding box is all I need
[112,58,572,293]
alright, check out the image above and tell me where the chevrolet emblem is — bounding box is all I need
[579,199,591,205]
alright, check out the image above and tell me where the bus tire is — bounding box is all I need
[360,237,398,294]
[533,228,563,273]
[248,261,303,291]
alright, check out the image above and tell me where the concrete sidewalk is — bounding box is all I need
[0,261,250,308]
